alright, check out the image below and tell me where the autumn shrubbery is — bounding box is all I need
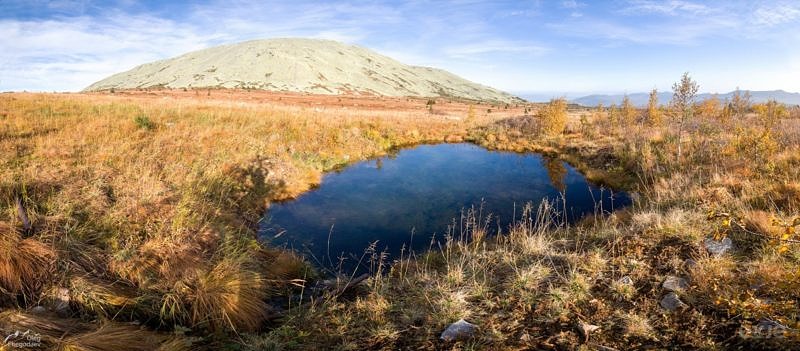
[537,97,568,136]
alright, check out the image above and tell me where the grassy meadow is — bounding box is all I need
[1,87,799,350]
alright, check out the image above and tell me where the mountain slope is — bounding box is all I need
[85,38,521,103]
[572,90,800,107]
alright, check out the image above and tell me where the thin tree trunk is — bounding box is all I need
[676,117,684,161]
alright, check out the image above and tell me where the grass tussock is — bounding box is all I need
[178,257,268,332]
[0,222,56,299]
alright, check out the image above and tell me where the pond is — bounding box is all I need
[259,143,629,270]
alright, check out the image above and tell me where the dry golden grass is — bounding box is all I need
[0,222,55,298]
[57,324,167,351]
[179,257,268,332]
[3,90,800,349]
[0,90,519,330]
[251,98,800,349]
[0,310,188,351]
[0,310,92,339]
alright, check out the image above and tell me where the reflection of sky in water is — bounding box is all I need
[260,143,629,268]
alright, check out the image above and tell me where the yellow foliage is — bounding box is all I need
[620,95,637,126]
[696,95,720,118]
[538,98,567,136]
[752,99,787,130]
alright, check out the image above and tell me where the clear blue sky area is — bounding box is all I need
[1,0,798,95]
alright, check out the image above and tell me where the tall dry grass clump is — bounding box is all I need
[0,222,55,298]
[176,258,268,332]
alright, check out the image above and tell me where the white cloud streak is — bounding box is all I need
[443,40,550,59]
[622,0,711,16]
[752,3,800,26]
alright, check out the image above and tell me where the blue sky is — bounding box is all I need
[1,0,799,96]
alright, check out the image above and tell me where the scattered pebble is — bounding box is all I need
[756,318,789,333]
[54,287,71,315]
[440,319,478,342]
[617,276,633,285]
[578,321,601,342]
[703,238,733,257]
[684,259,697,269]
[660,292,688,311]
[662,276,688,292]
[703,237,733,256]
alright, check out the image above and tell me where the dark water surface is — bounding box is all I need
[260,143,628,267]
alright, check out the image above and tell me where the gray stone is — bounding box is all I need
[617,276,633,285]
[54,287,71,315]
[578,321,600,342]
[660,292,688,311]
[30,306,47,315]
[704,237,733,256]
[440,319,478,342]
[756,318,789,335]
[662,276,688,292]
[684,259,698,269]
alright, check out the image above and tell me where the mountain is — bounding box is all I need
[572,90,800,107]
[85,38,521,103]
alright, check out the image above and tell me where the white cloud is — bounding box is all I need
[0,14,220,91]
[622,0,711,16]
[443,40,550,59]
[752,4,800,26]
[562,1,583,9]
[548,14,738,45]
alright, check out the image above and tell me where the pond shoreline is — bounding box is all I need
[260,142,632,273]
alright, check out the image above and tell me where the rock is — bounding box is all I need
[578,321,601,342]
[440,319,478,342]
[660,292,688,311]
[684,259,697,269]
[704,237,733,256]
[617,276,633,285]
[54,287,71,316]
[662,276,688,292]
[30,306,47,315]
[756,318,789,335]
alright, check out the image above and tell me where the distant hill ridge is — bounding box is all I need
[85,38,521,103]
[571,90,800,107]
